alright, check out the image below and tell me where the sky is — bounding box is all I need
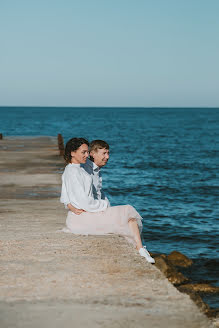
[0,0,219,107]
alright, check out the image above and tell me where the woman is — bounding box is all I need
[60,137,155,263]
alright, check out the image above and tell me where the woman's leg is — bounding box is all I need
[128,218,155,263]
[128,218,143,250]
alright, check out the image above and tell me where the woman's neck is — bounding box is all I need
[70,159,81,165]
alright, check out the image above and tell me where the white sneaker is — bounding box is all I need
[139,246,155,264]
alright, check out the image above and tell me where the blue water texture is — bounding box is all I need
[1,107,219,306]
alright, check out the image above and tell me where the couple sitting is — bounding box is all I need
[60,137,155,264]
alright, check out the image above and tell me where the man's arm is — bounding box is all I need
[101,190,110,207]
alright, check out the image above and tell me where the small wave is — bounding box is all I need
[142,214,169,218]
[155,186,181,194]
[192,185,219,196]
[107,187,134,196]
[142,229,218,244]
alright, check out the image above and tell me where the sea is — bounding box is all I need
[0,106,218,308]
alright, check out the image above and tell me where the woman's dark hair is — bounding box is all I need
[64,137,89,164]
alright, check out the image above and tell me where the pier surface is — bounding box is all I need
[0,137,212,328]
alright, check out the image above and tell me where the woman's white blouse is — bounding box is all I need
[60,163,108,212]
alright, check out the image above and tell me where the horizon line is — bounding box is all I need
[0,106,219,109]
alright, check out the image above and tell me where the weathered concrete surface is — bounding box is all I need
[0,137,212,328]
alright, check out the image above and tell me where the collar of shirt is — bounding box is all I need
[69,163,80,167]
[86,158,100,172]
[92,161,100,172]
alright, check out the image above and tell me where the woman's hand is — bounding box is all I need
[73,208,85,215]
[67,203,85,215]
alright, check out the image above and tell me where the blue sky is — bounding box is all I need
[0,0,219,107]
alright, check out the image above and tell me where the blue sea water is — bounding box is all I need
[1,107,219,307]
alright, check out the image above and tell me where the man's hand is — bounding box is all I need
[67,203,85,215]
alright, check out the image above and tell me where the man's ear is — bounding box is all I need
[90,150,95,158]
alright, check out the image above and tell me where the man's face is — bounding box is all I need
[90,148,109,167]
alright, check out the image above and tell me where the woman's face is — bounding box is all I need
[71,144,89,164]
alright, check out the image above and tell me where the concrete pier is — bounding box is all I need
[0,137,212,327]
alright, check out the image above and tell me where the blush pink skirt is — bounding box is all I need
[62,205,143,247]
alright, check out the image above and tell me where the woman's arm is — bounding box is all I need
[63,167,108,212]
[67,203,85,215]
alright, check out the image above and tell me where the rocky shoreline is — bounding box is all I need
[152,251,219,321]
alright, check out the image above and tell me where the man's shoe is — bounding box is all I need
[139,246,155,264]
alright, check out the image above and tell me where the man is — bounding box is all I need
[70,140,110,215]
[82,140,110,205]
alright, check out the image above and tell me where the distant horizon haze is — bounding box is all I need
[0,106,219,110]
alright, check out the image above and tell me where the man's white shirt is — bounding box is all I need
[81,159,110,206]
